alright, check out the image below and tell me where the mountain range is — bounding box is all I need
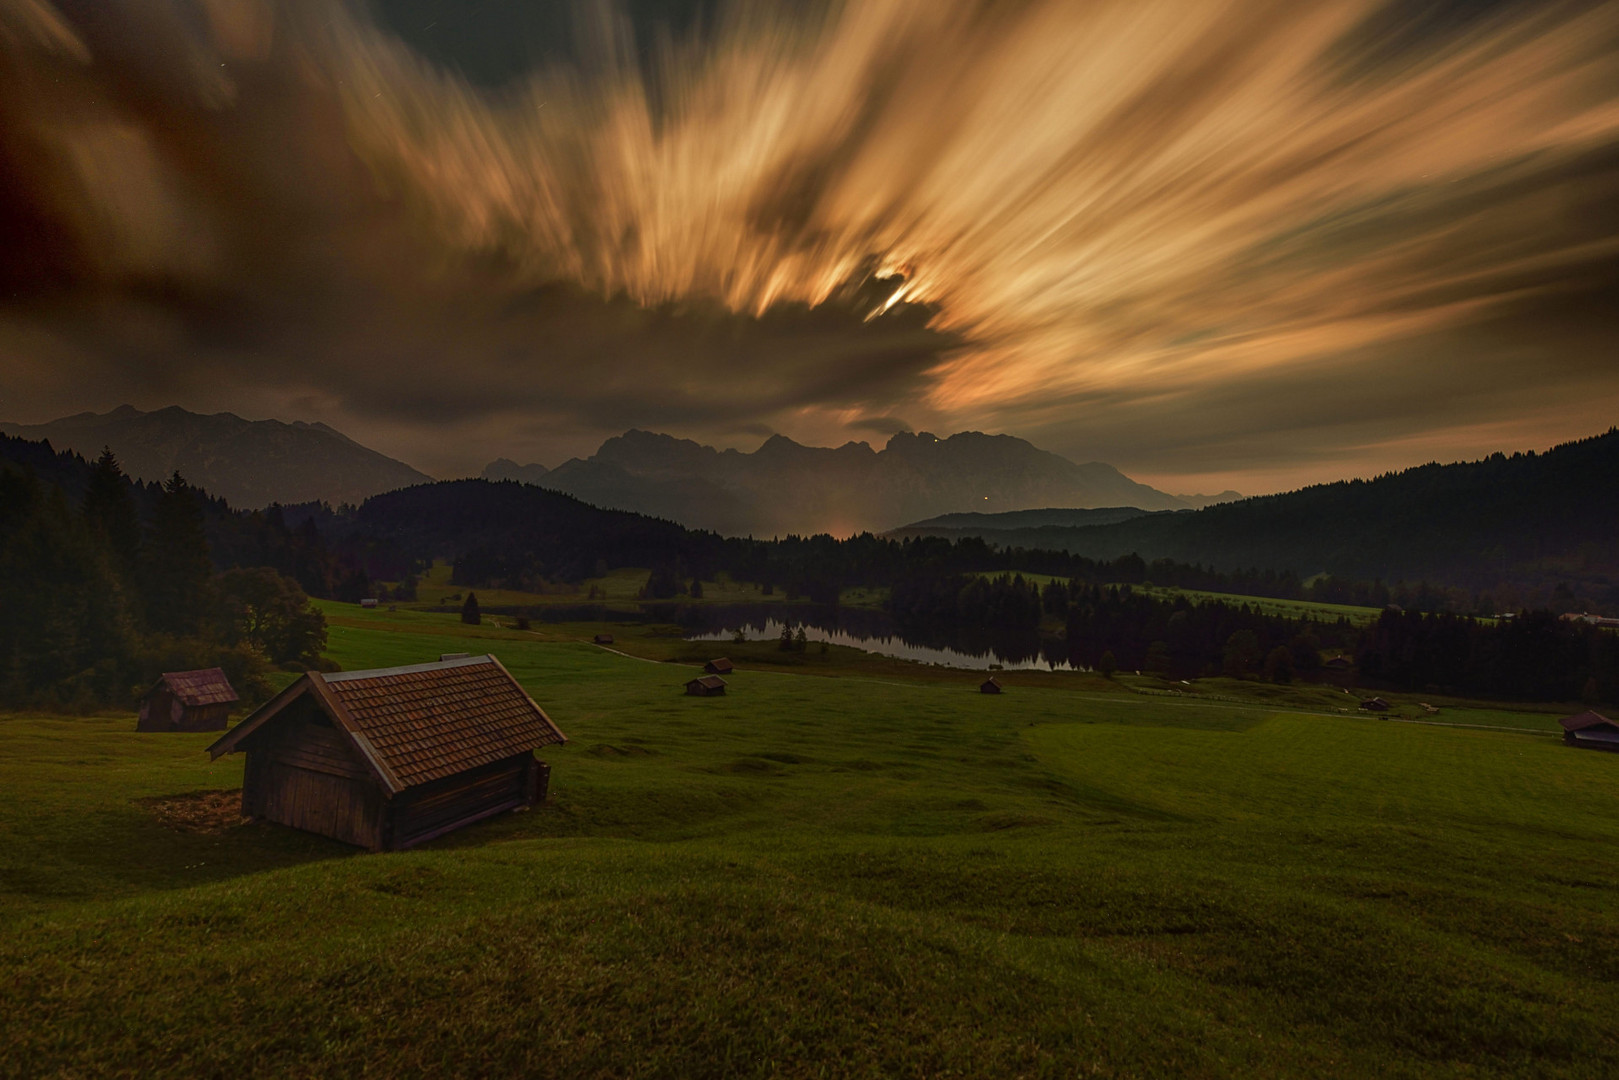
[887,428,1619,605]
[0,406,432,509]
[486,429,1238,535]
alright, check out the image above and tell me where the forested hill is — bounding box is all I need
[344,480,724,586]
[895,428,1619,606]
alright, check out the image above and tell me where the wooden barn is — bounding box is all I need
[1560,710,1619,752]
[980,677,1003,695]
[1359,696,1391,712]
[686,675,727,696]
[593,634,615,645]
[206,655,566,851]
[704,658,734,675]
[137,668,238,732]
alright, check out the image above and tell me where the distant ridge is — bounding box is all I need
[482,458,550,485]
[487,429,1236,536]
[889,507,1159,534]
[0,405,432,508]
[889,428,1619,605]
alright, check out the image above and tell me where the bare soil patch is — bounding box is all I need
[138,790,246,834]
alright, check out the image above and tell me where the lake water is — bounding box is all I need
[485,601,1077,672]
[679,606,1077,673]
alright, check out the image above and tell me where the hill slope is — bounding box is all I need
[892,428,1619,603]
[0,405,432,508]
[523,429,1226,536]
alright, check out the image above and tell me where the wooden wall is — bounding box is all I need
[241,699,385,849]
[386,754,536,850]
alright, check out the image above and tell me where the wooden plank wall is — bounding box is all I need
[388,754,533,850]
[244,713,383,849]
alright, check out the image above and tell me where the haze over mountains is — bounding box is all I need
[0,406,431,509]
[888,428,1619,606]
[486,430,1238,536]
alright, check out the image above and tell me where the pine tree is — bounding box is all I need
[141,473,216,637]
[461,592,481,625]
[82,447,140,574]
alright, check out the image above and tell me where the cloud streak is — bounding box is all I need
[1,0,1617,488]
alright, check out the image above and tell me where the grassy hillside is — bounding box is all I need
[2,611,1617,1077]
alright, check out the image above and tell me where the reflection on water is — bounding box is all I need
[486,601,1076,671]
[680,605,1076,673]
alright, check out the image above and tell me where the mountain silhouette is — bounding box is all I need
[0,406,431,508]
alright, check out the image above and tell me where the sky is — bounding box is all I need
[1,0,1616,495]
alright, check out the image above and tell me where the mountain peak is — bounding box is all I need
[531,426,1200,535]
[0,405,430,508]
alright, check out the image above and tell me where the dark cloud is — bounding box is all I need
[1,0,1617,487]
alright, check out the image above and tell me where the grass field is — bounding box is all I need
[2,607,1616,1077]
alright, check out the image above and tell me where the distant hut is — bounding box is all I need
[1359,696,1391,712]
[359,598,379,609]
[1323,656,1353,673]
[206,655,565,851]
[980,677,1003,695]
[686,675,727,697]
[1559,710,1619,752]
[137,668,238,732]
[593,633,615,645]
[704,658,735,675]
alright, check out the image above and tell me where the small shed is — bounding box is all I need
[980,677,1003,695]
[360,598,379,609]
[704,658,735,675]
[1560,710,1619,752]
[1359,696,1391,712]
[137,668,238,732]
[593,633,615,645]
[686,675,727,696]
[206,655,566,851]
[1323,656,1353,673]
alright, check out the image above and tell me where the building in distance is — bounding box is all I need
[1560,710,1619,751]
[137,668,238,732]
[686,675,727,696]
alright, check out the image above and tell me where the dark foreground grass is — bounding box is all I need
[2,615,1617,1077]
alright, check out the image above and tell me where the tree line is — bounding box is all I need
[0,447,334,710]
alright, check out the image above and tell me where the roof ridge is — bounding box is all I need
[324,655,495,682]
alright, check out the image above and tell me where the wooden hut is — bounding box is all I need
[980,677,1003,695]
[1559,710,1619,751]
[593,633,615,645]
[686,675,727,696]
[137,668,238,732]
[1359,696,1391,712]
[206,655,565,851]
[704,658,735,675]
[1323,656,1353,673]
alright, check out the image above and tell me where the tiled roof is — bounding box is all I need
[688,675,726,690]
[161,668,238,707]
[320,657,565,788]
[1560,710,1616,733]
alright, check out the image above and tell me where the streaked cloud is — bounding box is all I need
[1,0,1616,489]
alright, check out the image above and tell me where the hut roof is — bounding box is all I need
[688,675,727,691]
[981,676,1002,691]
[1559,710,1617,733]
[705,658,734,674]
[155,668,238,707]
[208,655,565,793]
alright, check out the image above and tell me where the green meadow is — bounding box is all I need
[2,608,1617,1077]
